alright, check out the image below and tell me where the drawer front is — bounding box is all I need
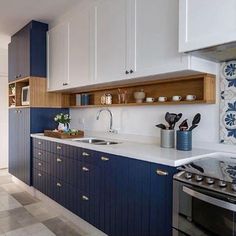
[78,162,101,195]
[33,148,49,161]
[33,158,48,172]
[50,142,78,157]
[33,138,46,150]
[76,148,98,164]
[33,169,47,195]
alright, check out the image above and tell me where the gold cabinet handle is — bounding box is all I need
[38,152,42,156]
[56,146,62,150]
[82,152,90,157]
[101,156,109,161]
[38,173,42,177]
[38,162,42,166]
[156,169,168,176]
[56,158,62,163]
[82,195,89,201]
[56,182,62,187]
[38,141,42,145]
[82,167,89,172]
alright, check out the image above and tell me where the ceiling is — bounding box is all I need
[0,0,80,48]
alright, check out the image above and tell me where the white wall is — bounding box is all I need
[70,73,221,146]
[0,49,8,168]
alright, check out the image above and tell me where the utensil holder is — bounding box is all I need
[160,129,175,148]
[176,130,192,151]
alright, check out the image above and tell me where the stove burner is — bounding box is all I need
[185,172,192,179]
[195,175,203,182]
[218,180,227,188]
[206,178,214,185]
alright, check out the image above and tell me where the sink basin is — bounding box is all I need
[95,141,120,145]
[73,138,105,144]
[72,138,120,145]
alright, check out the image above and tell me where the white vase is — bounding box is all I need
[58,123,69,131]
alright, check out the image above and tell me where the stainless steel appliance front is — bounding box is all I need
[173,179,236,236]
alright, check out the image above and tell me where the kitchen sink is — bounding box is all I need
[72,138,120,145]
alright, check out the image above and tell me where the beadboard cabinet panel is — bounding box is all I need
[8,21,48,82]
[179,0,236,52]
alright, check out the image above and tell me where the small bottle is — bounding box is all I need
[105,94,112,105]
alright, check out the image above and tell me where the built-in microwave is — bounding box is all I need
[21,86,30,106]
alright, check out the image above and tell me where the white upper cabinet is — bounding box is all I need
[47,23,69,91]
[179,0,236,52]
[130,0,186,78]
[69,6,92,87]
[92,0,129,83]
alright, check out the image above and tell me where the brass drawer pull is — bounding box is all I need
[56,182,62,187]
[38,173,42,177]
[82,195,89,201]
[38,141,42,145]
[156,169,168,176]
[56,146,62,150]
[101,156,109,161]
[38,162,42,166]
[38,152,42,156]
[56,158,62,163]
[82,152,90,157]
[82,167,89,172]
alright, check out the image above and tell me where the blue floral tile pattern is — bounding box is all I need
[220,61,236,144]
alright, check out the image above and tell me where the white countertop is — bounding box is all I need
[30,133,220,167]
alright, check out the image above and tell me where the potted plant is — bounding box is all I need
[54,113,71,132]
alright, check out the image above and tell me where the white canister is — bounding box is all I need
[105,94,112,105]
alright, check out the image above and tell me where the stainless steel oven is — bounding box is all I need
[173,176,236,236]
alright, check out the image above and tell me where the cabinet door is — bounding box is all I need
[127,159,150,236]
[98,153,129,236]
[47,23,70,91]
[9,108,30,185]
[93,0,129,83]
[17,24,30,80]
[9,109,18,177]
[8,41,18,82]
[179,0,236,52]
[149,163,177,236]
[129,0,184,78]
[69,6,91,87]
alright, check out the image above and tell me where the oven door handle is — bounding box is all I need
[183,186,236,212]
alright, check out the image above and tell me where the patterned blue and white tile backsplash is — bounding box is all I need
[220,60,236,144]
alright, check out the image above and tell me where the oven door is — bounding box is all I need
[173,180,236,236]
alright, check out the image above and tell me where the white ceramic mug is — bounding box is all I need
[146,97,155,103]
[158,96,167,102]
[172,95,182,101]
[186,94,197,101]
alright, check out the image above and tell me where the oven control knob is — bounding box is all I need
[218,180,227,188]
[195,175,203,182]
[231,184,236,192]
[185,172,193,179]
[206,177,215,185]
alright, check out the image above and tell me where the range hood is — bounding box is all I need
[189,42,236,62]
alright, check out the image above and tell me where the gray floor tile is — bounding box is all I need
[43,217,83,236]
[25,202,59,222]
[11,192,39,206]
[0,176,12,186]
[0,214,21,233]
[0,183,23,194]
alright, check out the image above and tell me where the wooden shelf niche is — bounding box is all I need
[8,77,70,108]
[69,74,216,108]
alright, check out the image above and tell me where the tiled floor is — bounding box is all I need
[0,169,88,236]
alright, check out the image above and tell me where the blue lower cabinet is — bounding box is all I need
[127,159,151,236]
[32,140,177,236]
[97,152,129,236]
[149,163,177,236]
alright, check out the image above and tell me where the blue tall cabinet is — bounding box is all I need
[8,21,68,185]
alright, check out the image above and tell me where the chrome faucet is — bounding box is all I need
[96,108,118,134]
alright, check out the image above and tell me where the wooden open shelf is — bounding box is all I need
[69,73,216,108]
[8,77,70,108]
